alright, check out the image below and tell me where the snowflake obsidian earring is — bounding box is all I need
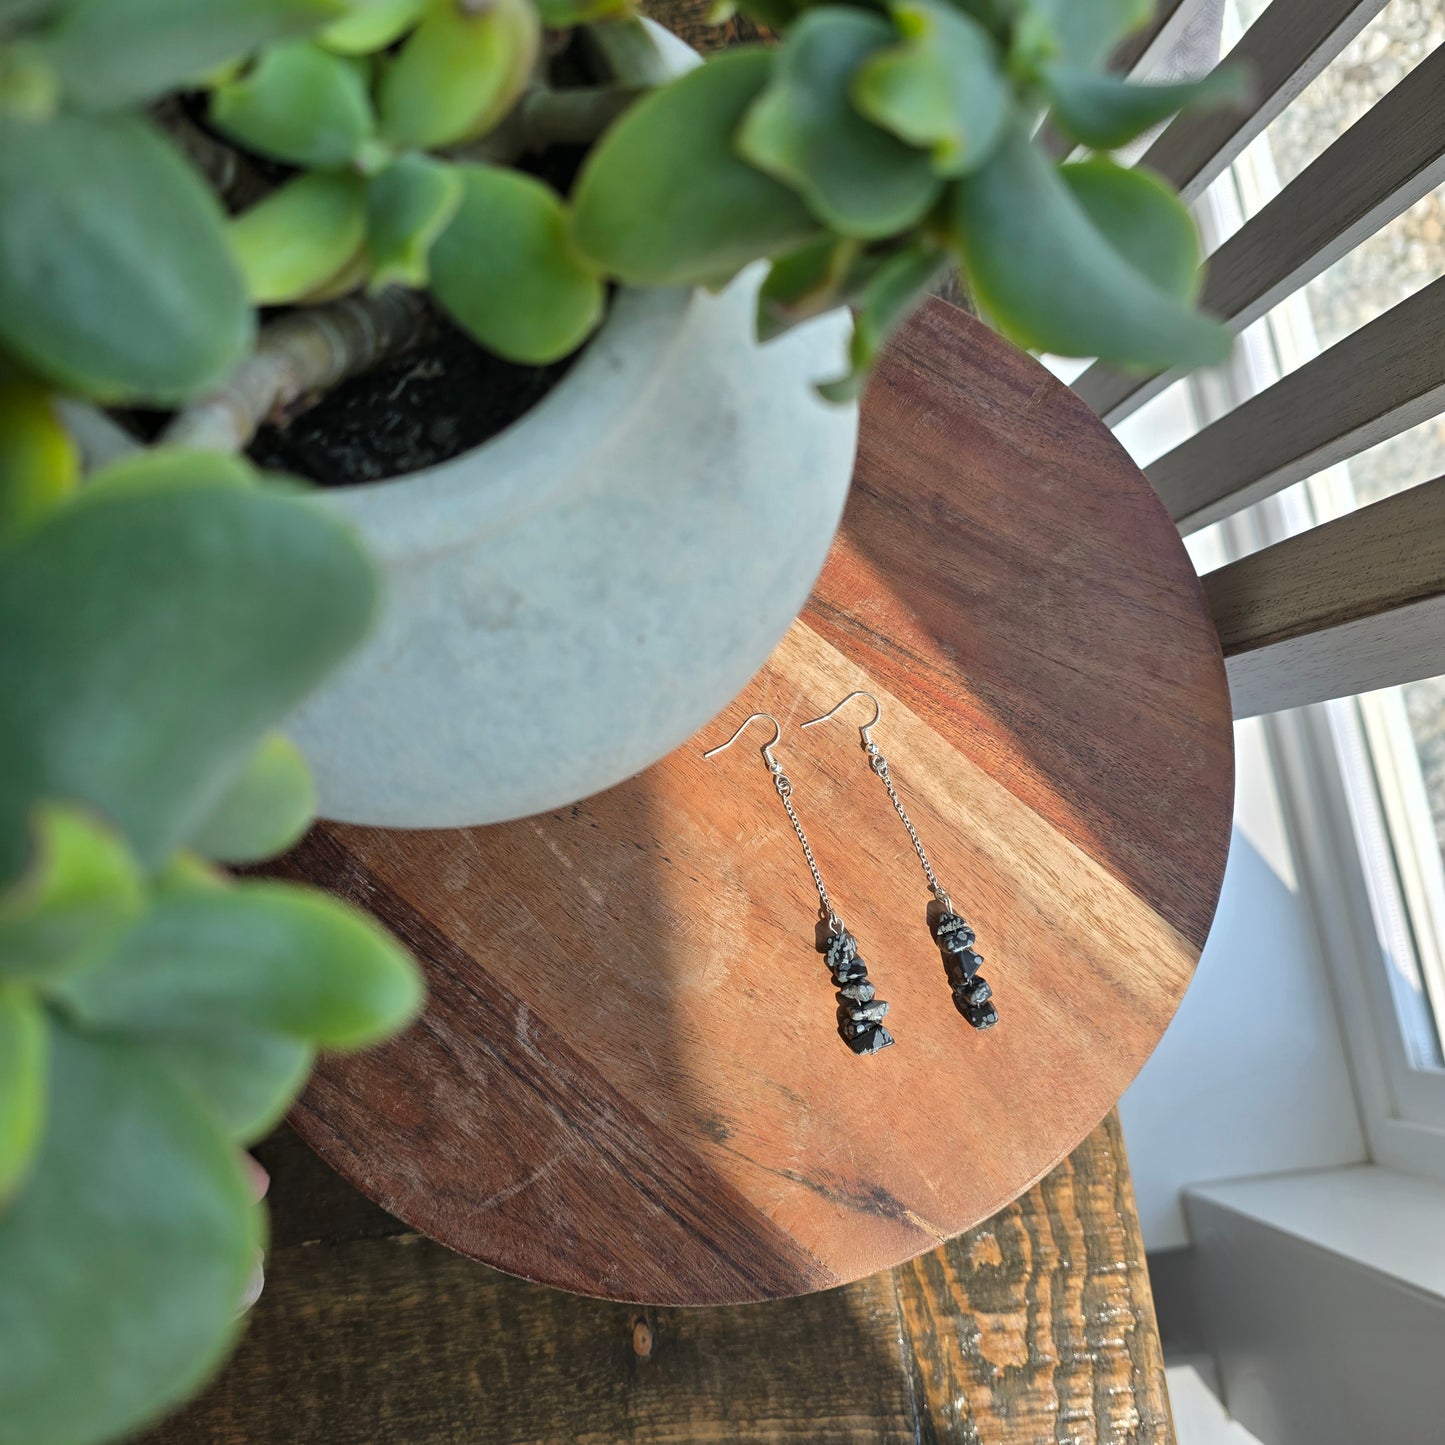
[802,692,998,1031]
[703,712,894,1056]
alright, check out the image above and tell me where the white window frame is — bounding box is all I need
[1185,67,1445,1181]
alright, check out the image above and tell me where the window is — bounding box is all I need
[1204,0,1445,1171]
[1095,0,1445,1175]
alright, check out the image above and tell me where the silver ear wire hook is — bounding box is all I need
[702,711,783,773]
[803,688,998,1030]
[702,708,895,1052]
[801,690,882,751]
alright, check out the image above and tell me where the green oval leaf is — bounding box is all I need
[1060,156,1203,301]
[0,368,77,547]
[0,986,45,1202]
[737,7,941,239]
[534,0,633,22]
[0,1024,259,1445]
[152,1029,313,1144]
[57,875,423,1048]
[851,0,1007,177]
[377,0,539,150]
[84,446,258,497]
[949,123,1230,369]
[0,39,59,121]
[227,169,368,305]
[210,39,374,168]
[1018,0,1152,69]
[757,233,867,341]
[0,804,144,983]
[431,164,604,364]
[319,0,427,54]
[38,0,347,110]
[366,153,464,291]
[571,47,820,286]
[817,240,945,402]
[1043,62,1249,150]
[0,465,378,880]
[0,112,252,404]
[187,731,316,864]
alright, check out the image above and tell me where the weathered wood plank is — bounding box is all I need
[1143,0,1388,203]
[1204,473,1445,715]
[1149,275,1445,532]
[147,1113,1173,1444]
[898,1112,1173,1443]
[1076,41,1445,426]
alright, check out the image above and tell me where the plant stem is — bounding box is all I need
[160,288,433,455]
[54,399,142,471]
[464,84,639,163]
[151,99,271,211]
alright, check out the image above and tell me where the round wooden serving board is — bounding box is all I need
[279,298,1235,1306]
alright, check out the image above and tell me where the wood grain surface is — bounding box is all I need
[147,1111,1174,1445]
[273,297,1233,1305]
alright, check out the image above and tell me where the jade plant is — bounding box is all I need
[0,1,1242,1441]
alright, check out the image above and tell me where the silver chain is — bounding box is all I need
[773,769,842,933]
[868,744,952,913]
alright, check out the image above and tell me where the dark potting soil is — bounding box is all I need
[247,308,580,487]
[248,137,594,488]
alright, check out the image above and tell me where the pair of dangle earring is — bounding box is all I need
[703,714,896,1056]
[803,692,998,1032]
[704,695,998,1058]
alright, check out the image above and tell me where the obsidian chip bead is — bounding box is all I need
[954,975,992,1008]
[949,949,983,982]
[933,912,975,943]
[963,999,999,1030]
[847,1024,895,1055]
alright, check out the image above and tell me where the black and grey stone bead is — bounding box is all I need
[932,910,999,1030]
[823,929,894,1055]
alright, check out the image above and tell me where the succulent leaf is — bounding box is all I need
[570,47,819,286]
[0,465,378,880]
[431,164,604,364]
[0,1023,259,1445]
[186,732,317,865]
[1059,156,1203,301]
[757,232,872,341]
[318,0,428,54]
[377,0,540,150]
[210,39,374,168]
[1042,62,1249,150]
[817,241,946,402]
[737,7,942,239]
[227,170,368,306]
[0,112,251,404]
[38,0,347,111]
[0,985,45,1202]
[366,153,464,291]
[534,0,634,23]
[1018,0,1152,69]
[0,804,144,983]
[150,1028,314,1144]
[0,368,77,546]
[55,874,424,1049]
[949,123,1230,368]
[851,0,1008,177]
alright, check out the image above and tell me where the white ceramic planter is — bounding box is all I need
[287,26,858,827]
[287,268,858,827]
